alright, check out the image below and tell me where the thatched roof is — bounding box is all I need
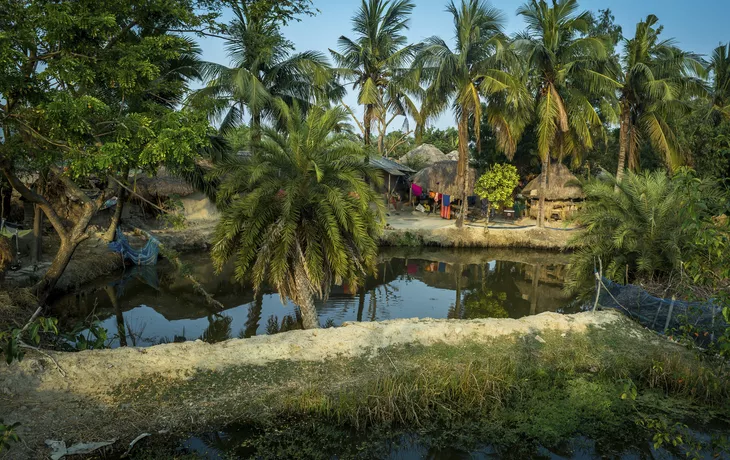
[133,171,195,199]
[411,161,477,197]
[446,150,459,161]
[522,163,583,200]
[400,144,449,165]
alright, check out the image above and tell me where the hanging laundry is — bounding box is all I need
[438,262,447,273]
[411,183,423,196]
[442,194,451,207]
[407,263,418,275]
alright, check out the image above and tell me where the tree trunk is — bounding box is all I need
[615,102,630,188]
[33,238,77,305]
[415,123,423,145]
[251,111,262,150]
[357,288,365,322]
[456,111,470,228]
[486,202,491,226]
[103,169,130,243]
[530,264,540,315]
[106,286,127,347]
[244,291,264,338]
[31,204,43,264]
[294,263,319,329]
[363,105,373,146]
[537,155,549,228]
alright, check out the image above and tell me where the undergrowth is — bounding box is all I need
[116,321,730,458]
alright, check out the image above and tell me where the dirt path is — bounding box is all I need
[0,311,622,458]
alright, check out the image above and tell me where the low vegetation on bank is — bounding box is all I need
[45,317,730,458]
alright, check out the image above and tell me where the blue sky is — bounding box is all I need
[197,0,730,130]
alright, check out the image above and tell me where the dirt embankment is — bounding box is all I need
[0,311,622,458]
[380,226,577,250]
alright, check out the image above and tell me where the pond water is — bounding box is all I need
[51,247,575,347]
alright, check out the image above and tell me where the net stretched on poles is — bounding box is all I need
[594,277,726,345]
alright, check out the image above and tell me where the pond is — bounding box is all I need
[51,247,575,347]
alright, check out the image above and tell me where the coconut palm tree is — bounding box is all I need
[210,103,385,329]
[330,0,419,149]
[415,0,529,228]
[614,15,707,184]
[193,2,340,139]
[515,0,618,227]
[708,43,730,121]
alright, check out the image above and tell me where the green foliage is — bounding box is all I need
[421,127,459,154]
[461,289,509,319]
[0,420,20,453]
[474,163,520,212]
[193,1,339,136]
[156,196,187,230]
[0,317,58,364]
[330,0,420,150]
[211,104,385,309]
[566,169,730,292]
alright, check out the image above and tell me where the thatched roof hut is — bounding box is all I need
[411,161,477,197]
[522,163,583,200]
[522,163,583,221]
[400,144,449,166]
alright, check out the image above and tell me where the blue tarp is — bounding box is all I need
[108,227,160,266]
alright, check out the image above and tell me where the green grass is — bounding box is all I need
[116,321,730,458]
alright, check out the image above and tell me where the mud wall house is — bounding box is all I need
[367,156,415,197]
[521,163,584,221]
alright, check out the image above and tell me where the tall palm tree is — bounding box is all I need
[330,0,419,149]
[708,43,730,121]
[614,15,707,184]
[516,0,617,227]
[210,103,385,329]
[416,0,529,228]
[193,2,340,139]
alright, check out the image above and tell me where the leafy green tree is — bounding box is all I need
[0,0,217,304]
[211,103,385,329]
[330,0,419,150]
[614,15,706,183]
[474,163,520,223]
[192,1,340,141]
[416,0,528,228]
[421,127,459,154]
[515,0,617,227]
[566,169,729,293]
[708,43,730,121]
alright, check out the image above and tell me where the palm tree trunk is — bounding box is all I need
[456,111,470,228]
[415,123,424,145]
[294,262,319,329]
[363,105,373,146]
[537,155,549,228]
[251,111,262,148]
[615,102,630,187]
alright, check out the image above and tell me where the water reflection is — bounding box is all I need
[51,248,573,348]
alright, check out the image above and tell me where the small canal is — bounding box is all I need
[51,247,575,347]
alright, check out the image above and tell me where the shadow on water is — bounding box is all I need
[51,247,575,348]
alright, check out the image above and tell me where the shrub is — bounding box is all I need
[566,169,730,293]
[474,163,520,223]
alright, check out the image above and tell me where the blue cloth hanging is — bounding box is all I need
[442,194,451,207]
[108,227,160,266]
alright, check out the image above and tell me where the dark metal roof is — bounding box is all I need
[368,156,415,175]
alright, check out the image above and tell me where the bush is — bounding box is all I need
[566,169,730,293]
[474,163,520,223]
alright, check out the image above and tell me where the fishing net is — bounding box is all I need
[108,227,160,266]
[595,277,727,345]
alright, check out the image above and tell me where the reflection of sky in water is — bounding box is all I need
[54,249,572,348]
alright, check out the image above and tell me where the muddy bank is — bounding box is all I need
[380,225,577,250]
[4,311,727,459]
